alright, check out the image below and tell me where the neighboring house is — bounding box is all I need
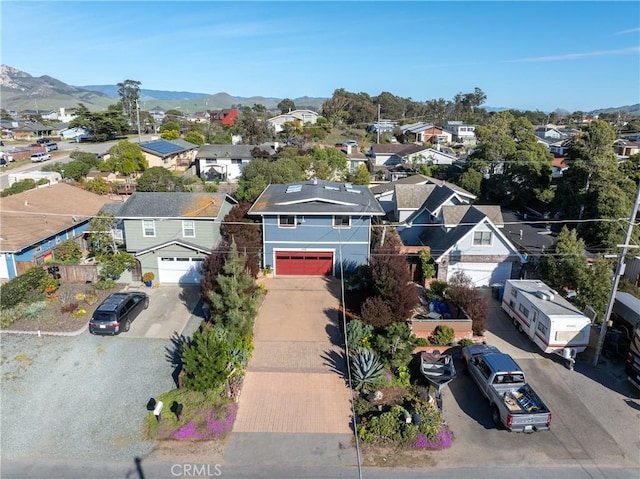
[400,122,452,144]
[0,183,119,279]
[415,204,521,286]
[60,126,90,141]
[267,109,320,133]
[371,174,475,222]
[11,122,53,140]
[149,107,166,124]
[7,171,62,187]
[445,121,476,145]
[139,139,198,171]
[210,108,238,126]
[614,139,640,157]
[118,192,237,284]
[58,108,77,123]
[338,145,369,173]
[534,127,565,141]
[552,157,569,178]
[400,144,457,166]
[368,143,411,166]
[247,179,385,276]
[196,144,275,181]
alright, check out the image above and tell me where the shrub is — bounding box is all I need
[181,325,233,392]
[53,240,83,263]
[430,325,455,346]
[427,280,448,298]
[22,301,47,319]
[373,322,418,371]
[416,337,430,347]
[83,290,99,305]
[71,307,87,318]
[0,266,49,310]
[94,279,116,290]
[60,302,79,314]
[459,338,474,347]
[1,307,23,328]
[360,296,394,329]
[346,319,374,350]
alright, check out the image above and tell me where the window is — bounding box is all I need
[473,231,492,245]
[279,215,296,228]
[537,320,548,335]
[143,220,155,237]
[333,215,351,228]
[231,159,242,165]
[510,287,517,298]
[519,304,530,318]
[182,220,195,238]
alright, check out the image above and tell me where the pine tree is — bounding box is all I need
[206,241,260,342]
[181,325,232,392]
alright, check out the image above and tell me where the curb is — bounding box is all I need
[0,323,88,337]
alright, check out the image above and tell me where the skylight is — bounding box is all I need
[285,184,302,193]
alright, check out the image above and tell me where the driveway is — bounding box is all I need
[227,276,355,467]
[119,284,201,339]
[437,291,640,470]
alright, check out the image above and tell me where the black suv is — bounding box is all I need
[89,291,149,335]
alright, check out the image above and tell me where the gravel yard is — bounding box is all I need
[1,332,176,461]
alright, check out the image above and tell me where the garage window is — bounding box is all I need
[143,220,155,237]
[182,220,195,238]
[473,231,492,245]
[279,215,296,228]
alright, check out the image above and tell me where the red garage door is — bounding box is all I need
[276,252,333,276]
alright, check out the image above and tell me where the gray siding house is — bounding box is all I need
[118,192,237,284]
[247,179,385,276]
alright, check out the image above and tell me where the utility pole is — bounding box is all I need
[136,99,142,143]
[377,104,381,144]
[593,181,640,366]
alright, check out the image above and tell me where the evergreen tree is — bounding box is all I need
[576,256,614,323]
[181,325,232,392]
[539,227,588,293]
[206,242,260,342]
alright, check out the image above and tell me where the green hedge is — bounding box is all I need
[0,266,48,310]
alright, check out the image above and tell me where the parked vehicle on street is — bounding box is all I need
[462,343,552,432]
[37,138,51,144]
[45,142,58,151]
[502,280,591,369]
[88,291,149,335]
[30,152,51,162]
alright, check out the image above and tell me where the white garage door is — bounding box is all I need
[447,262,512,287]
[157,257,204,284]
[0,254,9,279]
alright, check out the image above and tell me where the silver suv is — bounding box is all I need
[30,152,51,162]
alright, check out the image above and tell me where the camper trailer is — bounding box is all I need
[502,280,591,368]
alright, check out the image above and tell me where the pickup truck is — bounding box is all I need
[462,344,552,432]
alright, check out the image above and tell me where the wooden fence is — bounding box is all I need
[57,264,99,283]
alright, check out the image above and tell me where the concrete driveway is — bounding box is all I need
[233,276,352,434]
[119,284,201,339]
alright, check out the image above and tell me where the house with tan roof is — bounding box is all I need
[116,192,237,283]
[0,183,121,279]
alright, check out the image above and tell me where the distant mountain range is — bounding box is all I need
[1,65,638,117]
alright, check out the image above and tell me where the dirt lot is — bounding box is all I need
[4,283,117,333]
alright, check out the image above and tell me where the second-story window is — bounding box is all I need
[333,215,351,228]
[279,215,296,228]
[183,220,195,238]
[143,220,155,237]
[473,231,492,246]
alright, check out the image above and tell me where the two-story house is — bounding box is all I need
[445,121,476,145]
[210,108,238,126]
[118,192,237,284]
[247,179,385,276]
[139,139,199,172]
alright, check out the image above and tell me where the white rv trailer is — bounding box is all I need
[502,280,591,368]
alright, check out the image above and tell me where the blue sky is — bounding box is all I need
[2,1,639,112]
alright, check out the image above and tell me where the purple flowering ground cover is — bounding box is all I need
[413,428,454,450]
[156,403,237,441]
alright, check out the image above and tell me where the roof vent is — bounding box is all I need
[536,291,554,301]
[285,184,302,194]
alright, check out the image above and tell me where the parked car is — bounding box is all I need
[46,142,58,151]
[0,158,6,168]
[88,291,149,335]
[37,138,51,144]
[30,152,51,162]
